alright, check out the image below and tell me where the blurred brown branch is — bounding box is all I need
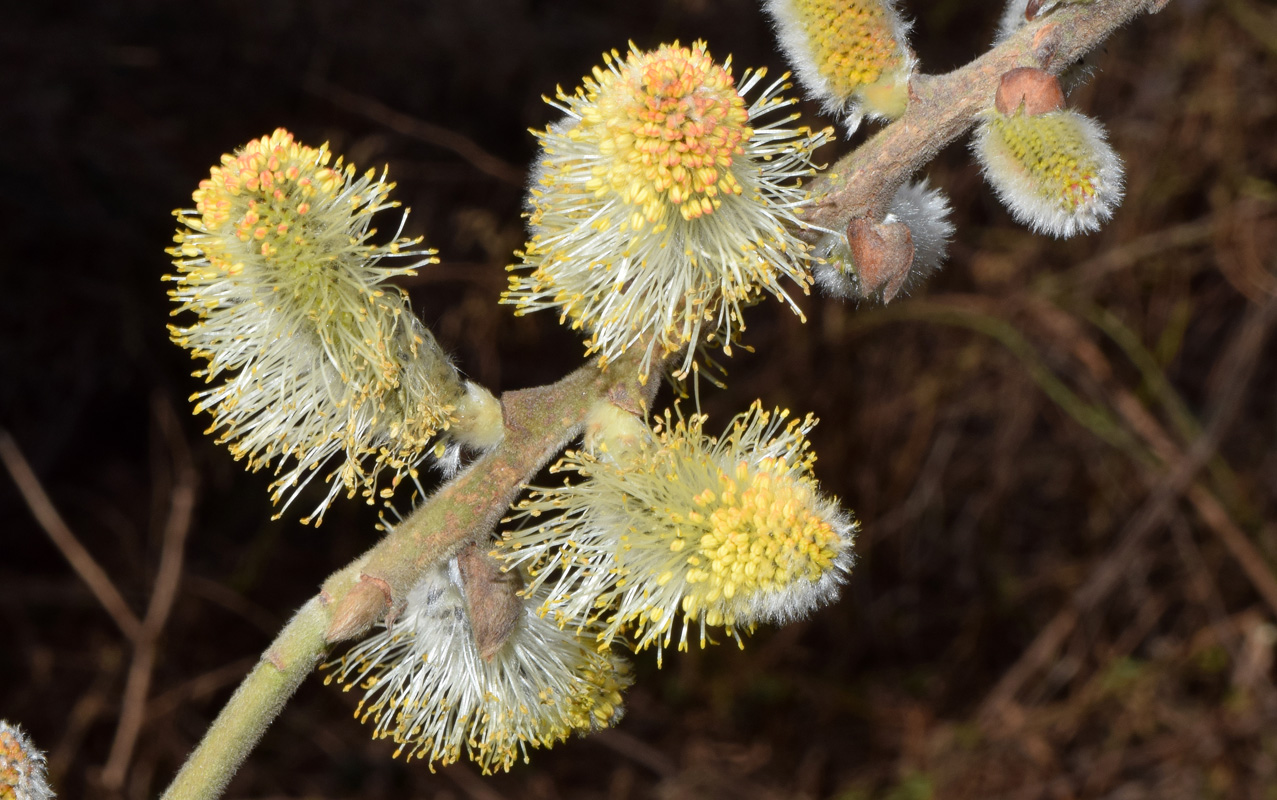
[2,401,200,793]
[0,430,143,642]
[980,293,1277,721]
[101,397,199,791]
[309,80,526,186]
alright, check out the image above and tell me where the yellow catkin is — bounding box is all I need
[500,402,857,657]
[582,44,750,224]
[166,129,466,522]
[0,723,53,800]
[503,43,829,380]
[766,0,912,125]
[973,108,1124,238]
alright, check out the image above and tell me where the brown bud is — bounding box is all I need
[847,217,915,303]
[456,542,524,662]
[325,575,393,643]
[995,67,1065,116]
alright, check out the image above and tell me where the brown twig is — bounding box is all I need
[48,662,116,789]
[323,353,659,644]
[592,729,678,779]
[309,80,526,186]
[1168,515,1242,660]
[1187,484,1277,613]
[1069,214,1219,288]
[143,657,257,725]
[0,429,143,642]
[101,397,199,792]
[181,576,278,635]
[441,763,511,800]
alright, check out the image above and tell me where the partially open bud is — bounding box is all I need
[764,0,914,131]
[1027,0,1095,20]
[997,0,1031,41]
[1000,0,1098,39]
[0,722,54,800]
[325,576,393,644]
[449,382,505,452]
[996,1,1100,91]
[583,401,650,461]
[973,106,1124,238]
[815,179,954,302]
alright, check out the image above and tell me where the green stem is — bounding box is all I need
[159,595,332,800]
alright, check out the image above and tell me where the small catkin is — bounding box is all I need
[972,108,1124,238]
[815,179,955,302]
[764,0,914,132]
[0,722,54,800]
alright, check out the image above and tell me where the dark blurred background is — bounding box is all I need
[3,0,1276,798]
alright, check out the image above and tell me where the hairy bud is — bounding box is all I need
[815,180,954,302]
[997,0,1099,90]
[764,0,914,132]
[448,382,505,452]
[0,722,54,800]
[325,576,393,644]
[1027,0,1096,20]
[973,107,1124,238]
[584,400,650,460]
[999,0,1097,40]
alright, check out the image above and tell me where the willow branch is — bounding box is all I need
[159,352,653,800]
[324,350,655,642]
[156,5,1165,797]
[803,0,1161,230]
[157,594,329,800]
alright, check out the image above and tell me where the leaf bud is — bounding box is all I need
[815,180,954,302]
[995,67,1065,116]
